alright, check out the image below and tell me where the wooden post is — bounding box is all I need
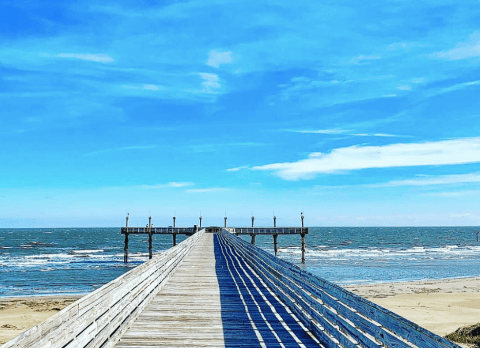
[251,234,255,245]
[173,233,177,246]
[148,233,152,259]
[124,233,129,263]
[273,234,278,256]
[301,233,305,264]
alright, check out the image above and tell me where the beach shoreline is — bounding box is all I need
[1,277,479,345]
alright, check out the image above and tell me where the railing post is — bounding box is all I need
[173,233,177,246]
[124,233,129,263]
[273,234,278,256]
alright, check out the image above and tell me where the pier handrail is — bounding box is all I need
[219,229,460,348]
[1,230,205,348]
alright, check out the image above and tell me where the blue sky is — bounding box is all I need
[1,0,480,227]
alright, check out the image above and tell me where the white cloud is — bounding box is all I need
[199,73,221,93]
[397,85,411,91]
[252,137,480,180]
[371,173,480,187]
[351,55,381,64]
[372,133,398,137]
[54,53,114,63]
[121,84,164,91]
[143,84,161,91]
[206,50,233,68]
[425,190,480,197]
[293,130,400,137]
[433,32,480,60]
[295,129,350,135]
[227,165,250,172]
[141,182,194,189]
[186,188,227,193]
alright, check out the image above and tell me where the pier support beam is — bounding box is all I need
[301,233,305,264]
[273,234,278,256]
[251,234,256,245]
[148,233,152,259]
[124,233,129,263]
[173,233,177,246]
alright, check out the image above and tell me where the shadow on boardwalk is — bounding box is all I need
[214,234,321,348]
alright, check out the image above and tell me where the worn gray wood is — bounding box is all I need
[220,230,461,348]
[115,233,321,348]
[1,231,204,348]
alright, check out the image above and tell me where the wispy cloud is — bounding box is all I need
[432,32,480,60]
[294,129,350,135]
[186,187,227,193]
[350,54,381,64]
[84,145,156,156]
[253,137,480,180]
[121,84,165,91]
[435,80,480,95]
[206,50,233,68]
[292,129,401,138]
[424,190,480,197]
[227,165,250,172]
[54,53,114,63]
[198,73,221,93]
[141,182,194,189]
[370,173,480,187]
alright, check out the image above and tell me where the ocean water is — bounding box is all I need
[0,227,479,297]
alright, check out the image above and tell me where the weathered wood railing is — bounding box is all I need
[219,229,460,348]
[2,230,204,348]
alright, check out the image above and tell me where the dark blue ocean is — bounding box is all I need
[1,227,479,298]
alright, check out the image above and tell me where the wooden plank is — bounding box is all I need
[115,233,322,348]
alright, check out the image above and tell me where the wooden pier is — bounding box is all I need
[2,229,461,348]
[122,225,308,262]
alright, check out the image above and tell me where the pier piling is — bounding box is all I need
[301,233,305,263]
[148,233,152,259]
[273,234,278,256]
[123,233,129,263]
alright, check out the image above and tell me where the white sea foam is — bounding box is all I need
[71,249,104,254]
[277,244,480,261]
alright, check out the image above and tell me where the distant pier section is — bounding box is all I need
[121,212,308,263]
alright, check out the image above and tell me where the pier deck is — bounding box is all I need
[115,233,320,347]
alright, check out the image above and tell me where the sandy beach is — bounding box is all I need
[1,278,479,345]
[345,277,480,339]
[0,295,83,345]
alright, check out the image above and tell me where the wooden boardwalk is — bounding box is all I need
[115,233,321,347]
